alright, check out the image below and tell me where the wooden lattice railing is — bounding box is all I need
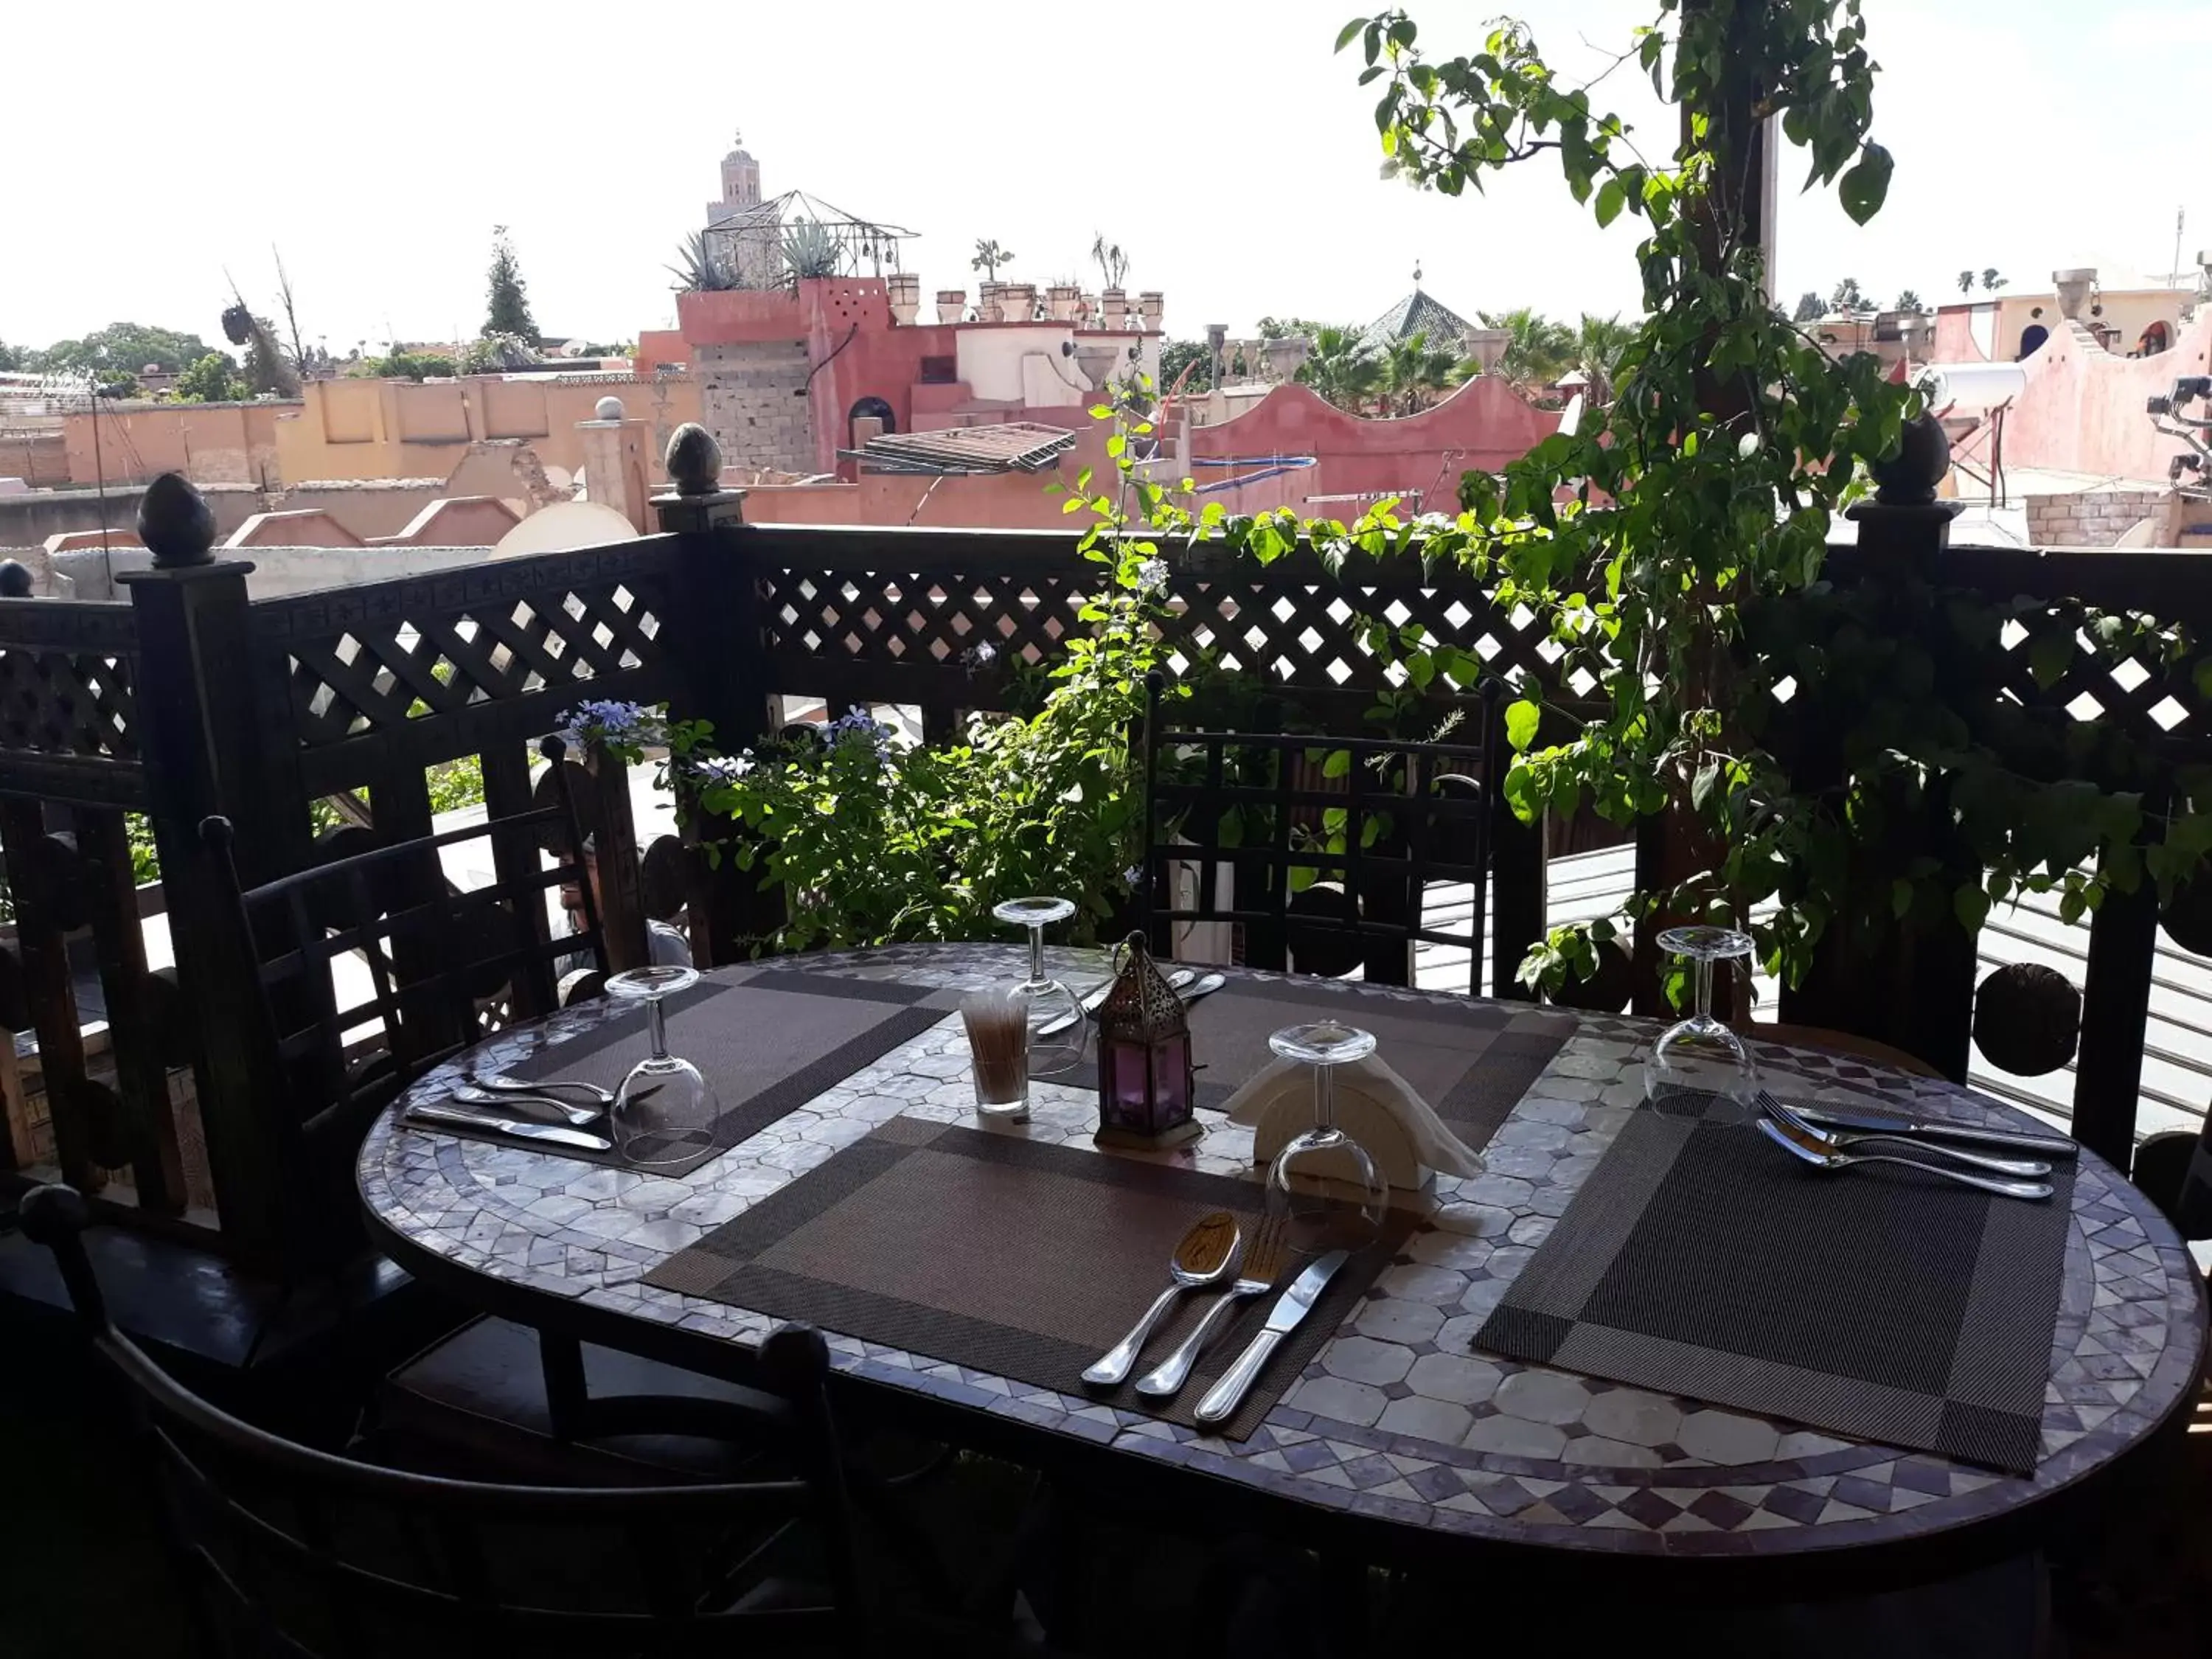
[11,478,2212,1259]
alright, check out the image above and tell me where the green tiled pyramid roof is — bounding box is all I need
[1359,288,1479,355]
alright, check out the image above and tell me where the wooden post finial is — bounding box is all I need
[136,473,217,568]
[664,423,725,497]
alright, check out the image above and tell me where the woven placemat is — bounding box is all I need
[416,968,952,1175]
[1474,1091,2074,1475]
[645,1119,1416,1440]
[1188,978,1573,1150]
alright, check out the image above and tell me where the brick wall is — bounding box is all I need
[696,341,813,474]
[2024,489,2171,547]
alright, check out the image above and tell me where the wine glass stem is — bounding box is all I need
[1694,956,1714,1023]
[1027,923,1048,988]
[1314,1062,1336,1133]
[645,993,670,1062]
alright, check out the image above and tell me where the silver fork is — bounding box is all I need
[1761,1095,2051,1180]
[1134,1208,1290,1398]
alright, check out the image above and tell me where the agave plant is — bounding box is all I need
[665,231,739,293]
[782,220,841,282]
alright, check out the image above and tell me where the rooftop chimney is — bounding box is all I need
[2053,268,2097,322]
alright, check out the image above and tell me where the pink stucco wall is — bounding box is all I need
[2000,313,2212,482]
[1186,379,1559,508]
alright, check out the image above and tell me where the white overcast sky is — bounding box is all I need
[7,0,2208,352]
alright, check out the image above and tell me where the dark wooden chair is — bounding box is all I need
[196,736,602,1262]
[18,1182,893,1658]
[1138,672,1524,996]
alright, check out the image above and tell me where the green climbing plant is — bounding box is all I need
[1156,5,2212,1001]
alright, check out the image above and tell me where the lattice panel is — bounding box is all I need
[283,578,668,748]
[762,568,1093,668]
[1158,576,1565,700]
[0,647,139,760]
[1983,618,2212,762]
[760,563,1568,704]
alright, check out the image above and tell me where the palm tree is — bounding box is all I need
[1377,330,1459,415]
[1090,234,1129,290]
[971,239,1015,282]
[1981,268,2008,293]
[1569,313,1637,405]
[1894,288,1927,314]
[1957,270,1976,296]
[1478,307,1573,392]
[1295,325,1380,412]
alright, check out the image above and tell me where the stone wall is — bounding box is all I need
[696,341,814,473]
[2025,489,2171,547]
[0,429,69,487]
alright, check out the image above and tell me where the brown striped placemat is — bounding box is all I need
[645,1119,1416,1439]
[419,968,954,1175]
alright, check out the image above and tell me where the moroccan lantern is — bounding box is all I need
[1094,933,1200,1150]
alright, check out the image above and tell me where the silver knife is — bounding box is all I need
[406,1103,613,1152]
[1194,1249,1348,1427]
[1786,1102,2076,1158]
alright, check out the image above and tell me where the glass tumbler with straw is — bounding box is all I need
[1644,925,1759,1118]
[605,965,721,1168]
[961,988,1031,1122]
[992,896,1085,1076]
[1266,1020,1388,1251]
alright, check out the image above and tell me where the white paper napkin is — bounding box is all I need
[1223,1052,1486,1189]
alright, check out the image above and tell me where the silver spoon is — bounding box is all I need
[1756,1116,2052,1201]
[1082,1211,1242,1387]
[1177,971,1227,1006]
[467,1071,618,1106]
[1761,1095,2051,1180]
[449,1084,603,1128]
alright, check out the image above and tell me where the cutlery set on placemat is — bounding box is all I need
[406,1073,639,1153]
[1081,1207,1343,1425]
[1753,1091,2076,1199]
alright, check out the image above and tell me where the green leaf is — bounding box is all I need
[1690,759,1719,813]
[1334,16,1368,52]
[1954,886,1990,932]
[2028,628,2074,690]
[1837,142,1893,226]
[1504,698,1541,751]
[1593,178,1624,229]
[1321,748,1352,779]
[1891,878,1914,919]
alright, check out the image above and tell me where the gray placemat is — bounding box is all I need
[645,1119,1416,1440]
[420,969,952,1175]
[1188,977,1573,1150]
[1474,1091,2074,1475]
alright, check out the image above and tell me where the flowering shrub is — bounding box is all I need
[555,699,664,766]
[675,394,1192,954]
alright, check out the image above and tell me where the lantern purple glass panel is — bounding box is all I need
[1093,935,1200,1149]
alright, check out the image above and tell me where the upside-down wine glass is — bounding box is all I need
[606,964,721,1167]
[992,896,1085,1076]
[1644,925,1759,1119]
[1266,1020,1388,1251]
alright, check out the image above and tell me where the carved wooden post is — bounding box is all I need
[655,423,777,964]
[1778,417,1977,1077]
[119,473,308,1261]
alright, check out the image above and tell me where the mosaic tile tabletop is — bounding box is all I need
[359,944,2206,1561]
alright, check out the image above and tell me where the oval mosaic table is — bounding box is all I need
[359,943,2205,1590]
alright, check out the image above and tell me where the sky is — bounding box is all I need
[7,0,2209,355]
